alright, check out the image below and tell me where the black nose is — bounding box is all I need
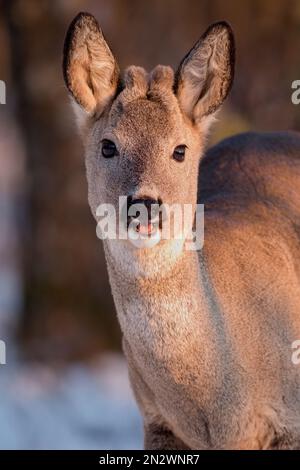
[127,197,161,221]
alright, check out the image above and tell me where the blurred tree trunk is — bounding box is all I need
[0,0,27,349]
[2,0,119,361]
[0,114,24,348]
[2,0,38,348]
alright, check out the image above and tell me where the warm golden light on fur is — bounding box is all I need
[63,12,300,449]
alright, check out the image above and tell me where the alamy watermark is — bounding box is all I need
[95,197,204,250]
[0,80,6,104]
[291,80,300,105]
[0,340,6,365]
[291,340,300,365]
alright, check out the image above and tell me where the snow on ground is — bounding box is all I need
[0,354,142,450]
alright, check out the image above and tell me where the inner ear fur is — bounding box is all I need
[175,21,235,123]
[63,12,120,116]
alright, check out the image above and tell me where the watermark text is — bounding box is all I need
[0,340,6,365]
[0,80,6,104]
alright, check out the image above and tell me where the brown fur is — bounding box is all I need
[63,13,300,449]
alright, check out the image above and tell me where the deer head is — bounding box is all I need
[63,12,235,271]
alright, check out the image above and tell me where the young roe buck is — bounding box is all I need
[63,12,300,449]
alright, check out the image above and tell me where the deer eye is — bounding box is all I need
[101,139,118,158]
[173,145,186,162]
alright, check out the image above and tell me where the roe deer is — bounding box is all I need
[63,12,300,449]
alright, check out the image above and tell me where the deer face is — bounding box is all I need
[63,13,234,255]
[85,65,204,242]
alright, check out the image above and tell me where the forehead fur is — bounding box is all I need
[109,65,181,128]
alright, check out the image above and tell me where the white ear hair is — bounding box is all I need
[175,21,235,125]
[71,100,89,131]
[63,12,119,130]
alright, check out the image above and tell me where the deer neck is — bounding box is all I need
[103,236,237,432]
[104,239,221,364]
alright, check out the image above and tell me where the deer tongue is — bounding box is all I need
[137,222,154,235]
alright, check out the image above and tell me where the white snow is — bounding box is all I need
[0,354,143,450]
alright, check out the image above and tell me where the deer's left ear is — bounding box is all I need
[63,12,120,129]
[175,22,235,125]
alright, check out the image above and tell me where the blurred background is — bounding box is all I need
[0,0,300,449]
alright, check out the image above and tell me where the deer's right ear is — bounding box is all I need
[63,12,119,128]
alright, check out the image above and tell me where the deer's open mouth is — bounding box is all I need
[126,196,163,237]
[127,213,162,237]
